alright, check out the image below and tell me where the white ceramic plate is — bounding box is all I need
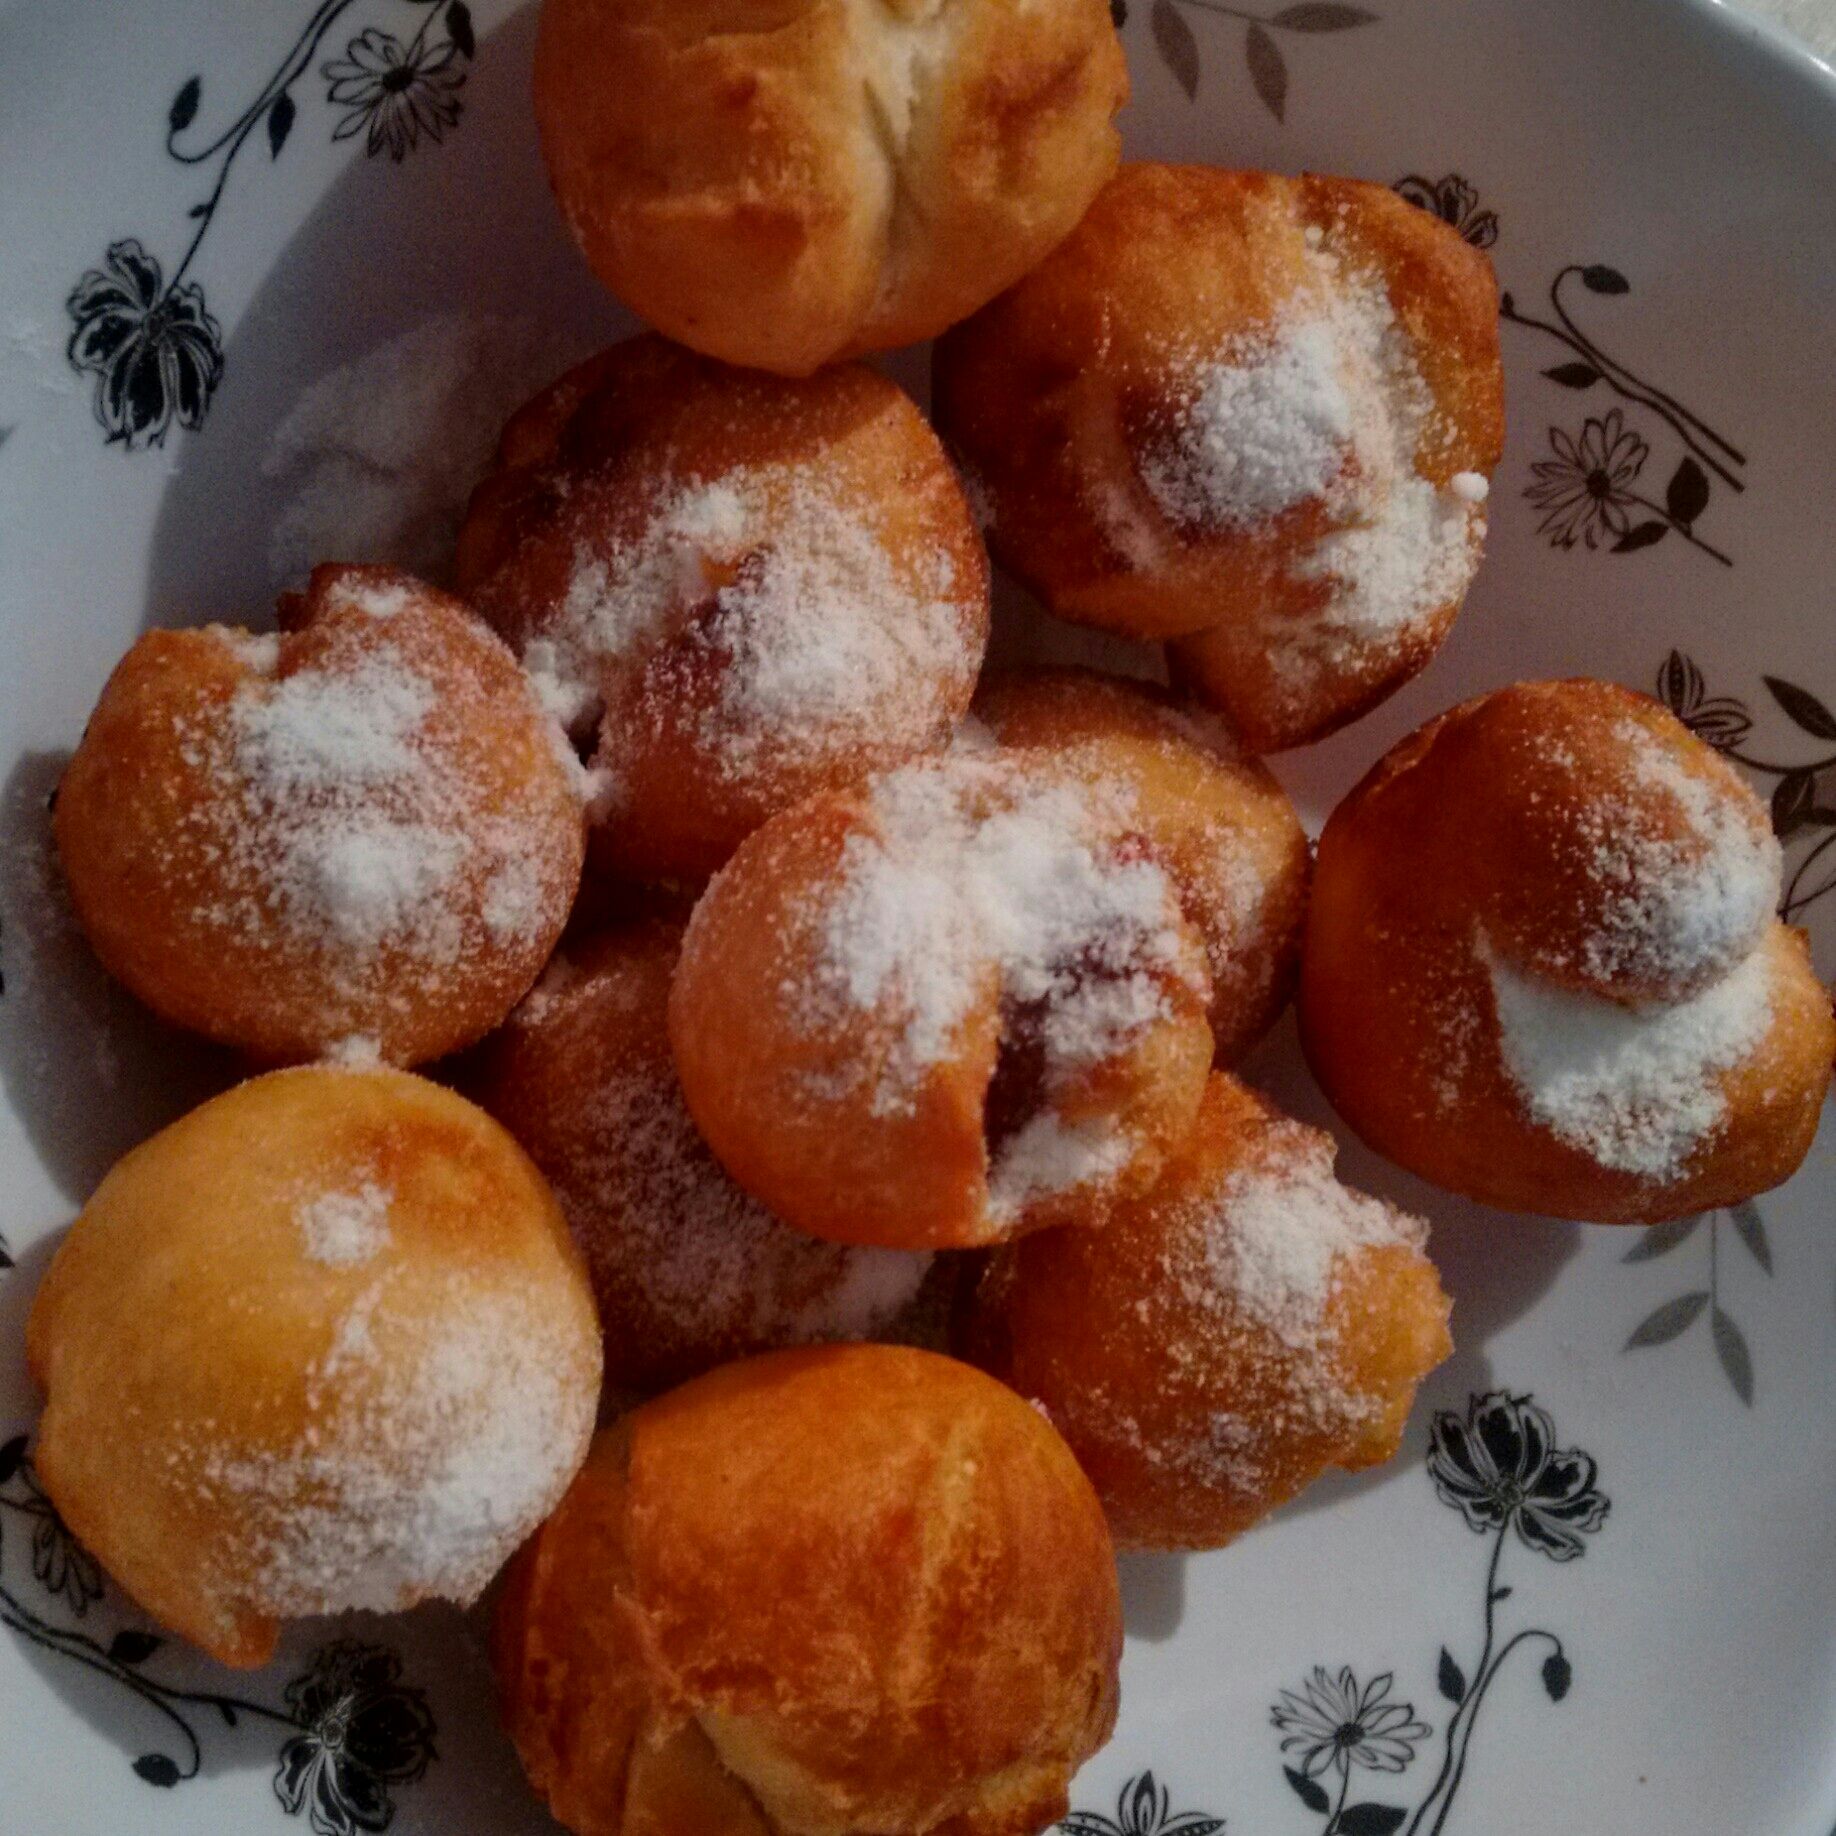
[2,0,1832,1830]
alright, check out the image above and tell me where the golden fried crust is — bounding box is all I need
[53,565,584,1066]
[974,669,1311,1062]
[957,1075,1452,1550]
[532,0,1127,375]
[668,757,1216,1250]
[493,1346,1122,1836]
[27,1067,601,1669]
[934,165,1504,751]
[471,920,930,1391]
[1299,681,1835,1222]
[454,336,990,884]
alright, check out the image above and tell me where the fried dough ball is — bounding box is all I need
[531,0,1129,376]
[670,746,1218,1249]
[934,164,1505,751]
[25,1066,601,1669]
[493,1345,1121,1836]
[472,920,933,1394]
[453,338,990,882]
[53,564,585,1066]
[974,668,1311,1062]
[1300,680,1835,1222]
[957,1074,1451,1549]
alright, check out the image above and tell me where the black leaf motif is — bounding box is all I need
[1772,769,1818,839]
[1337,1807,1407,1836]
[1728,1203,1772,1274]
[1490,1585,1513,1602]
[1150,0,1200,99]
[1611,521,1668,554]
[1542,361,1602,389]
[1580,264,1631,295]
[1285,1765,1332,1813]
[1763,675,1836,740]
[187,202,210,218]
[1059,1817,1115,1835]
[1542,1652,1573,1702]
[1436,1646,1466,1704]
[1271,3,1377,27]
[1244,22,1288,120]
[109,1629,163,1665]
[1499,289,1515,314]
[1621,1214,1702,1262]
[0,1236,13,1270]
[134,1755,182,1787]
[217,1700,239,1727]
[1711,1306,1754,1405]
[266,91,295,159]
[1625,1291,1708,1348]
[1665,456,1710,525]
[1110,0,1128,22]
[1162,1819,1225,1836]
[169,76,201,133]
[0,1435,26,1484]
[448,0,476,59]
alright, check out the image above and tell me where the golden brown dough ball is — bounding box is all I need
[26,1066,601,1669]
[471,920,934,1394]
[934,164,1505,751]
[53,564,585,1067]
[974,668,1311,1062]
[957,1075,1450,1549]
[670,747,1217,1250]
[1300,680,1835,1222]
[531,0,1129,376]
[493,1344,1121,1836]
[453,338,990,883]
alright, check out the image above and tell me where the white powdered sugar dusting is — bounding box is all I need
[809,758,1197,1119]
[1127,233,1487,716]
[1201,1125,1424,1354]
[296,1182,392,1266]
[194,619,565,978]
[1143,318,1355,530]
[987,1113,1130,1224]
[1576,719,1782,986]
[1483,934,1776,1177]
[201,1279,593,1616]
[526,465,971,777]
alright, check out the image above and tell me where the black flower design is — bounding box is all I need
[1060,1771,1224,1836]
[323,30,464,161]
[1428,1393,1609,1561]
[1655,650,1752,751]
[275,1642,436,1836]
[1271,1667,1428,1780]
[1394,172,1498,248]
[64,241,224,449]
[1525,411,1649,550]
[17,1471,104,1616]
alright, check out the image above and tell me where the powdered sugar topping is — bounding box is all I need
[526,464,973,782]
[296,1182,392,1266]
[1483,931,1776,1178]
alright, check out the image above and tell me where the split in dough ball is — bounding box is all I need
[454,337,990,882]
[531,0,1129,375]
[1300,679,1835,1221]
[934,164,1505,751]
[669,744,1220,1249]
[471,919,934,1396]
[956,1073,1451,1549]
[493,1344,1121,1836]
[53,564,585,1066]
[973,667,1311,1063]
[26,1065,601,1668]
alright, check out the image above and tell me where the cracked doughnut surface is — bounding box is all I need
[531,0,1128,374]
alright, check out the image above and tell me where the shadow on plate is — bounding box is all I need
[144,1,629,633]
[0,750,238,1209]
